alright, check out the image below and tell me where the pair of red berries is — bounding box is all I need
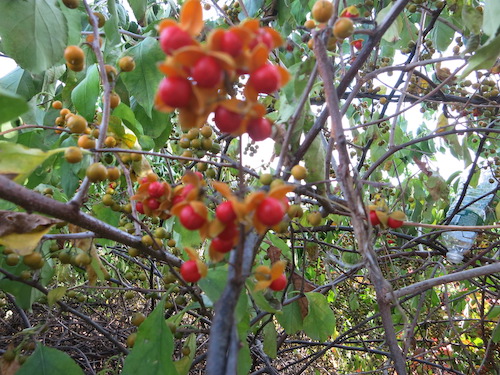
[369,210,404,229]
[214,106,272,141]
[136,181,168,214]
[211,201,238,253]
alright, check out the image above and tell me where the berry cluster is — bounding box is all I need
[155,0,289,141]
[367,195,406,229]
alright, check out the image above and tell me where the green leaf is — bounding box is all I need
[47,286,68,307]
[71,64,100,122]
[492,321,500,343]
[243,0,264,17]
[133,104,172,150]
[249,286,280,314]
[0,142,64,183]
[113,103,143,137]
[268,233,291,259]
[303,292,335,341]
[174,333,196,375]
[16,344,84,375]
[263,321,277,358]
[127,0,147,24]
[198,267,228,304]
[0,67,39,101]
[376,4,403,43]
[0,0,67,74]
[120,38,165,117]
[104,0,121,47]
[483,0,500,38]
[60,159,82,199]
[461,35,500,78]
[461,4,482,35]
[0,87,29,124]
[304,134,326,188]
[198,267,249,323]
[0,257,43,310]
[430,19,455,52]
[139,135,155,150]
[276,300,303,334]
[122,297,179,375]
[173,218,201,248]
[59,0,82,46]
[237,341,252,375]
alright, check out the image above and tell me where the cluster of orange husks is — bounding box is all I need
[131,171,291,288]
[154,0,289,142]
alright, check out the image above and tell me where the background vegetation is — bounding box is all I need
[0,0,499,374]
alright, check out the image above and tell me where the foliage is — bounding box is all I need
[0,0,500,374]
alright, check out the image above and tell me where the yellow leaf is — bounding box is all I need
[436,113,451,133]
[47,287,67,307]
[496,200,500,222]
[389,210,406,221]
[0,227,52,256]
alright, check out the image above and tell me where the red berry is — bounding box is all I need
[211,236,234,253]
[216,201,237,223]
[214,106,243,133]
[145,198,160,210]
[387,217,404,229]
[160,26,192,55]
[180,260,201,282]
[136,201,145,214]
[220,30,243,57]
[369,210,380,226]
[247,117,272,141]
[343,10,358,18]
[269,274,287,291]
[256,197,285,227]
[249,29,274,50]
[159,77,192,108]
[172,184,195,206]
[192,56,222,88]
[148,181,166,198]
[179,205,206,230]
[218,221,239,241]
[353,40,363,50]
[194,171,204,180]
[249,64,280,94]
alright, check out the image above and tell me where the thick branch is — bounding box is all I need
[390,262,500,300]
[0,176,181,267]
[205,232,261,375]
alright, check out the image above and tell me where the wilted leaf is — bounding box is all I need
[0,211,61,255]
[425,175,449,202]
[0,357,21,375]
